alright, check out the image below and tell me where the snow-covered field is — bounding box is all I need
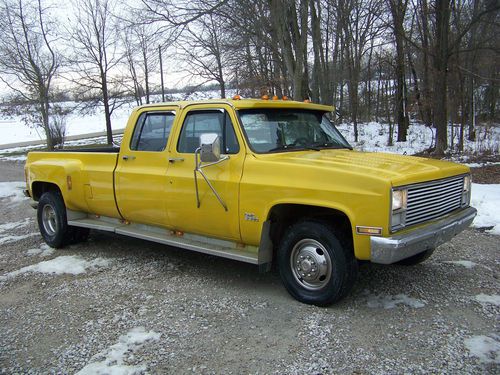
[0,90,235,145]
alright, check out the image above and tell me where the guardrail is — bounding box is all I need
[0,129,125,150]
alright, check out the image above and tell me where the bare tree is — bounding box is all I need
[269,0,311,100]
[69,0,124,145]
[0,0,60,150]
[387,0,410,142]
[179,13,229,98]
[338,0,384,142]
[123,23,161,105]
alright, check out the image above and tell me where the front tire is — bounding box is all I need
[278,220,357,306]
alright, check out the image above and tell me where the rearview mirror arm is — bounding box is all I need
[194,147,229,211]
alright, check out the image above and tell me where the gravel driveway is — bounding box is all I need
[0,160,499,374]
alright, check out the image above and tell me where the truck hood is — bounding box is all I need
[256,149,469,186]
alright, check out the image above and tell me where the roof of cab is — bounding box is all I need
[135,98,334,112]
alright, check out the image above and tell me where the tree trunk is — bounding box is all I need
[432,0,451,155]
[420,0,433,127]
[389,0,409,142]
[101,73,113,145]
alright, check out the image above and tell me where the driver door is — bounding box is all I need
[165,105,244,241]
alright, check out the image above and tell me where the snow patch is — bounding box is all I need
[0,218,31,234]
[0,181,27,203]
[471,183,500,235]
[443,260,478,269]
[0,255,110,280]
[0,155,27,162]
[475,294,500,306]
[77,327,161,375]
[26,243,55,257]
[465,162,500,168]
[464,335,500,364]
[0,232,39,245]
[366,292,426,309]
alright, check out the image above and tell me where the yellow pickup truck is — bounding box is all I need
[24,98,476,305]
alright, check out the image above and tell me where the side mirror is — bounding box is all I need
[199,133,221,163]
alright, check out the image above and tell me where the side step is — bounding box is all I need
[67,211,261,265]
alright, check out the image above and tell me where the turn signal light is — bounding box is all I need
[272,95,279,100]
[233,94,241,100]
[261,94,269,100]
[282,96,288,101]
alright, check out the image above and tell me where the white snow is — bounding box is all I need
[77,327,161,375]
[443,260,478,269]
[0,181,27,203]
[365,292,426,309]
[0,232,39,245]
[338,121,500,157]
[465,162,500,168]
[0,218,31,234]
[471,183,500,235]
[0,105,131,145]
[464,335,500,364]
[474,294,500,307]
[0,90,235,146]
[0,255,110,280]
[26,243,55,257]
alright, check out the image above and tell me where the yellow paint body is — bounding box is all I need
[25,99,470,261]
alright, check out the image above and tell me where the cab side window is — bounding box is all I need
[130,112,175,152]
[177,111,239,154]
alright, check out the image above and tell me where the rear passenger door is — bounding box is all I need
[165,105,244,241]
[115,109,176,227]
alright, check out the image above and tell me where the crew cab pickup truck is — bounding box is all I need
[24,98,477,305]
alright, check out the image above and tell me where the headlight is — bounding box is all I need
[392,189,407,211]
[391,188,407,232]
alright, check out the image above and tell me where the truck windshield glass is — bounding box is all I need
[238,109,351,153]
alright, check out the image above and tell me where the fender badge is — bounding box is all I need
[244,213,259,222]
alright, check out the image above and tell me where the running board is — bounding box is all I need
[67,210,266,265]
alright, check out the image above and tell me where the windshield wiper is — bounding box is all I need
[310,141,352,150]
[268,144,320,152]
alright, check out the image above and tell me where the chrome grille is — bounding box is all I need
[405,176,464,227]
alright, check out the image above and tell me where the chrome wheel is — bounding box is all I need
[290,239,332,290]
[42,204,58,236]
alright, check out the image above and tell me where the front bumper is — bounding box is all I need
[370,207,477,264]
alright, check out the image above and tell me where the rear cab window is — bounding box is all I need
[130,112,175,152]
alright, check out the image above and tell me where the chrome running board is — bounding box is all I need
[67,210,265,265]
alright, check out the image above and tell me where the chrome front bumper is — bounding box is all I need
[370,207,477,264]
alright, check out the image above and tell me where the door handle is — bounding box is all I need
[122,155,136,161]
[168,157,184,163]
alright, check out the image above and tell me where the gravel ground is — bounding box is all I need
[0,160,499,374]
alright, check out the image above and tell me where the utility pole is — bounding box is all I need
[159,45,165,102]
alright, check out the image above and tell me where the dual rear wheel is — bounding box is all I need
[37,191,89,248]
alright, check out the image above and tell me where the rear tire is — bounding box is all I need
[37,191,71,248]
[37,191,90,248]
[277,220,357,306]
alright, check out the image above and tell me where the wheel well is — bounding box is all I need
[31,182,61,201]
[267,204,353,258]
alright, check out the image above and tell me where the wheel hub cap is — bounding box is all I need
[42,204,57,236]
[290,239,332,290]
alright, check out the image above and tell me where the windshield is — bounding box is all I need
[238,109,352,153]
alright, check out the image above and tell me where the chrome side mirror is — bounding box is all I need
[199,133,221,162]
[194,133,229,211]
